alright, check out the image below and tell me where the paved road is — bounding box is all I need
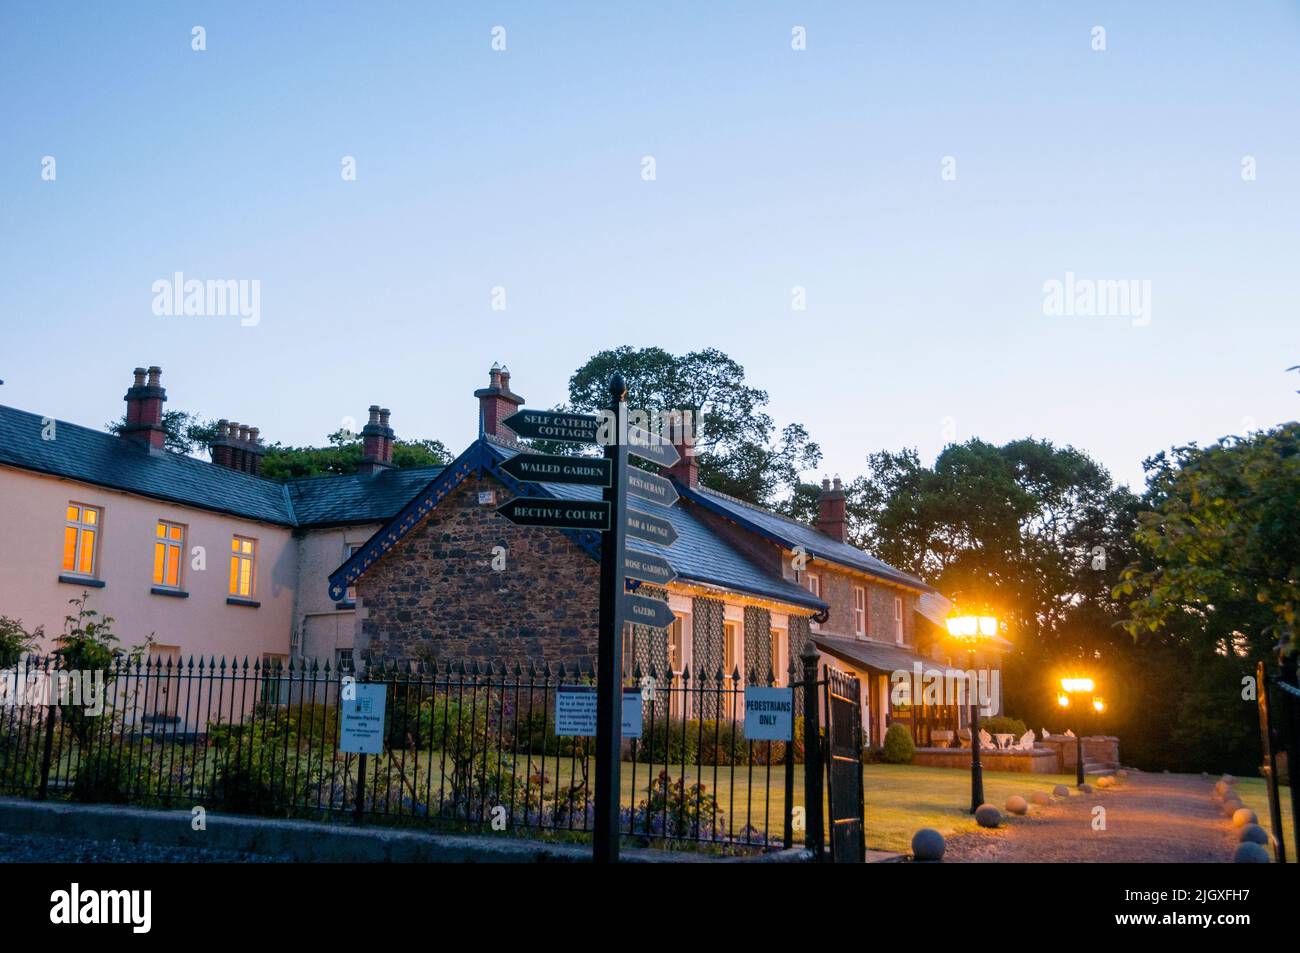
[944,773,1240,863]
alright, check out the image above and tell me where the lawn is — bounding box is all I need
[863,763,1076,853]
[1227,776,1296,863]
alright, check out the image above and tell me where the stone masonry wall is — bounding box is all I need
[356,474,599,666]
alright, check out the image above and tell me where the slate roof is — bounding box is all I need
[684,485,937,593]
[482,442,827,612]
[285,467,446,527]
[812,633,937,674]
[0,404,443,529]
[0,405,296,525]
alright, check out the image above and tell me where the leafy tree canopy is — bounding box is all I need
[1115,422,1300,660]
[260,429,453,480]
[563,347,820,507]
[107,414,452,480]
[107,410,218,457]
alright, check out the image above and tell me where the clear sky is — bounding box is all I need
[2,2,1297,490]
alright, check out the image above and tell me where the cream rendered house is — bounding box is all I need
[0,367,442,670]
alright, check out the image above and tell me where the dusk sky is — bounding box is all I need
[2,2,1297,490]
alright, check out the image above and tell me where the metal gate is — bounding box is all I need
[825,667,866,863]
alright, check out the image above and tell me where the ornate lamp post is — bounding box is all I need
[1057,677,1103,787]
[946,613,999,814]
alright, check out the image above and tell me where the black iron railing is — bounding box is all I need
[0,654,825,854]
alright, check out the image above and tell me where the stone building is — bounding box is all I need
[0,363,1001,744]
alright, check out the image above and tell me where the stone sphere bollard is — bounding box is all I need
[1117,769,1128,779]
[1239,824,1270,846]
[1005,795,1029,816]
[975,804,1002,828]
[1053,784,1071,798]
[1221,774,1235,786]
[1096,775,1114,788]
[1232,807,1258,828]
[1214,780,1230,798]
[1030,791,1052,806]
[1233,842,1271,863]
[912,828,946,861]
[1222,798,1244,818]
[1079,783,1093,794]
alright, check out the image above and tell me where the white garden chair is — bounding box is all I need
[1017,729,1036,750]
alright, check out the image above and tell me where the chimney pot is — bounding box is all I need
[359,404,396,475]
[475,364,524,442]
[120,365,167,451]
[816,473,848,543]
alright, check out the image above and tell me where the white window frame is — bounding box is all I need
[894,595,905,644]
[63,503,102,578]
[152,519,186,591]
[805,573,821,629]
[769,627,787,685]
[230,535,258,598]
[853,585,866,637]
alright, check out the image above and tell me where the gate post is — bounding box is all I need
[801,642,824,860]
[1280,645,1300,845]
[1256,660,1287,863]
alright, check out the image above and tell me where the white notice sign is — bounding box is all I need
[622,689,643,740]
[555,686,598,736]
[555,686,643,739]
[744,687,794,741]
[339,683,387,754]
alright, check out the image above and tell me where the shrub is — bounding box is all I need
[72,744,153,805]
[982,715,1027,738]
[0,616,41,669]
[881,723,916,764]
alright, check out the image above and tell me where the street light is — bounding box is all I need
[946,613,1000,814]
[1057,676,1103,787]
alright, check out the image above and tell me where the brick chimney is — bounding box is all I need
[663,414,698,488]
[816,475,848,542]
[209,419,266,476]
[358,405,395,476]
[474,363,524,442]
[121,366,167,451]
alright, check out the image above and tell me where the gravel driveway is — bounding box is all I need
[943,772,1240,863]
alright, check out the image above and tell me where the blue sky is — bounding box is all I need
[2,1,1297,490]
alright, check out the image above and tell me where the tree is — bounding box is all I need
[563,347,820,506]
[259,429,453,480]
[1116,423,1300,659]
[106,410,219,457]
[850,437,1140,745]
[106,411,453,478]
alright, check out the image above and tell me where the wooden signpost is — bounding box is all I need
[496,380,682,863]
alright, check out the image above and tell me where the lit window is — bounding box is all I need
[894,595,904,644]
[62,504,101,577]
[229,536,257,597]
[153,521,185,590]
[769,628,786,684]
[723,621,739,676]
[853,586,866,637]
[668,615,684,673]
